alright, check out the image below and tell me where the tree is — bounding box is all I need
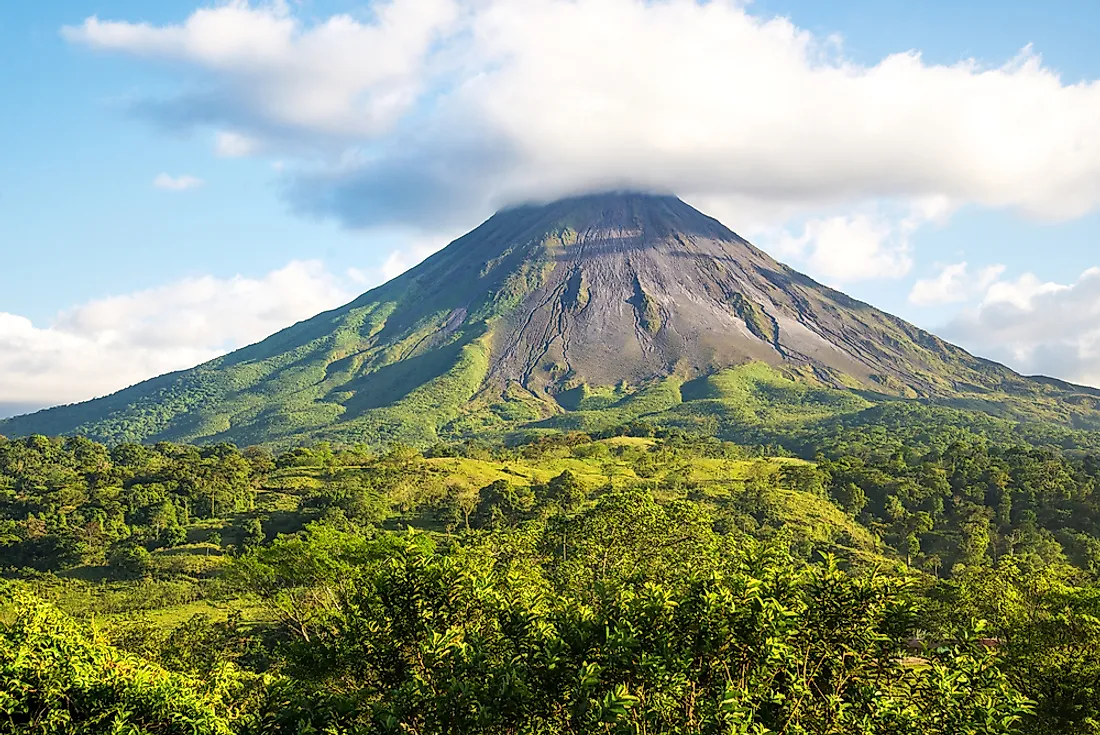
[108,543,153,579]
[207,530,222,557]
[0,588,244,734]
[242,445,276,481]
[443,481,479,531]
[241,517,265,549]
[308,478,389,526]
[959,509,992,568]
[780,463,826,496]
[201,453,252,519]
[470,480,533,529]
[543,470,585,512]
[227,523,379,643]
[547,489,721,593]
[833,482,868,515]
[161,523,188,548]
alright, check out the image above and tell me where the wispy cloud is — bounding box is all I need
[153,173,204,190]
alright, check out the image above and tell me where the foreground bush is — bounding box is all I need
[240,531,1031,734]
[0,586,254,734]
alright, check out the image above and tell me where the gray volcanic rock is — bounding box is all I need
[480,193,1009,397]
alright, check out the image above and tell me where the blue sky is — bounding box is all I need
[2,0,1100,414]
[1,2,388,324]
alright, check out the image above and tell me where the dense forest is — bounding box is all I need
[3,418,1100,733]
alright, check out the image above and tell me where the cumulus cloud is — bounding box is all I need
[153,173,204,190]
[773,212,914,283]
[63,0,460,141]
[761,197,952,283]
[944,268,1100,387]
[64,0,1100,236]
[909,261,1006,306]
[0,261,356,412]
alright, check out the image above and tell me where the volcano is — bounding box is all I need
[4,192,1099,446]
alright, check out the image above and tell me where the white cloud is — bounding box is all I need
[945,267,1100,387]
[63,0,460,140]
[0,261,355,411]
[765,198,952,283]
[153,173,204,190]
[773,211,912,283]
[64,0,1100,233]
[981,272,1068,310]
[909,261,1006,306]
[215,130,261,157]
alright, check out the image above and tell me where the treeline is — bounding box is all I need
[0,431,771,576]
[0,436,268,571]
[451,426,1100,574]
[6,426,1100,578]
[820,439,1100,574]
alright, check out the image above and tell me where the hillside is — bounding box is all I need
[4,192,1100,446]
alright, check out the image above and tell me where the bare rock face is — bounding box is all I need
[469,193,1010,399]
[0,192,1061,446]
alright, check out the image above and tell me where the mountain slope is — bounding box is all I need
[4,192,1100,446]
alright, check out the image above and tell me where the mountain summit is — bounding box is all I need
[4,192,1098,446]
